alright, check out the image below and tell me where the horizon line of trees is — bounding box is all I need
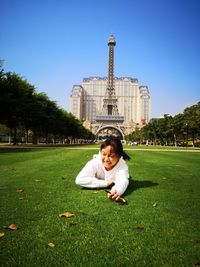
[125,102,200,147]
[1,61,199,147]
[0,62,95,145]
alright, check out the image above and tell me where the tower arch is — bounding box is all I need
[95,125,124,140]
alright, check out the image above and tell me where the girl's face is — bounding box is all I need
[101,145,120,171]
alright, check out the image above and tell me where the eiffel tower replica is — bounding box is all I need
[95,34,125,138]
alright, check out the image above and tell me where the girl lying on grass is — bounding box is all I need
[75,137,130,202]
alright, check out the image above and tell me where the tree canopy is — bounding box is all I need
[125,103,200,147]
[0,64,94,144]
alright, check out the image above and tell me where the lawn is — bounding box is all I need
[0,146,200,267]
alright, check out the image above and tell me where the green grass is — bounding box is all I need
[0,146,200,267]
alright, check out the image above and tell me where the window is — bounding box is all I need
[108,105,113,115]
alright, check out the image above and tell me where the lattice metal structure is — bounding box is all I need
[101,35,121,117]
[94,34,125,138]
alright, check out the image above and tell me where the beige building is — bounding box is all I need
[70,77,150,124]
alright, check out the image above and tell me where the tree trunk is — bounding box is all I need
[13,127,17,145]
[9,128,12,144]
[32,132,38,144]
[192,133,195,147]
[25,129,28,144]
[174,134,177,147]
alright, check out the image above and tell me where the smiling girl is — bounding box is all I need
[75,138,130,202]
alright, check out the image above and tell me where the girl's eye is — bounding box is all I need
[102,153,115,158]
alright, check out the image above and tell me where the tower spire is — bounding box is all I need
[102,34,119,116]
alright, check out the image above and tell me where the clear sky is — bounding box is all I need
[1,0,200,118]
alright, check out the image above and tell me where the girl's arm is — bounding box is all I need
[75,160,107,189]
[111,169,129,196]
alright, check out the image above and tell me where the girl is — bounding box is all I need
[75,137,130,202]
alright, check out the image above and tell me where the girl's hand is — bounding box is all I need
[108,190,121,201]
[105,189,127,204]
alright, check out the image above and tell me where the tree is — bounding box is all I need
[0,72,35,144]
[170,113,185,146]
[183,102,200,147]
[0,64,97,145]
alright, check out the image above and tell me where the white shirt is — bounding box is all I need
[75,153,129,196]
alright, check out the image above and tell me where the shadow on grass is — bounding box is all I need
[0,147,47,153]
[80,176,158,197]
[124,176,159,197]
[0,143,98,153]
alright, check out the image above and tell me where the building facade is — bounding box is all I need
[69,35,150,138]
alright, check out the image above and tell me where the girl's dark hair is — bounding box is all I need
[100,137,130,160]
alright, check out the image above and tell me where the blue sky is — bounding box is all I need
[1,0,200,118]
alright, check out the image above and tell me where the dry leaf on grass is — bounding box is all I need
[48,242,55,248]
[194,259,200,265]
[187,239,200,244]
[0,233,5,238]
[118,198,127,205]
[59,212,75,218]
[16,189,24,193]
[5,224,18,231]
[134,225,145,230]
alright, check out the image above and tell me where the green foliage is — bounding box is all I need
[0,147,200,266]
[126,103,200,147]
[0,66,93,144]
[184,102,200,144]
